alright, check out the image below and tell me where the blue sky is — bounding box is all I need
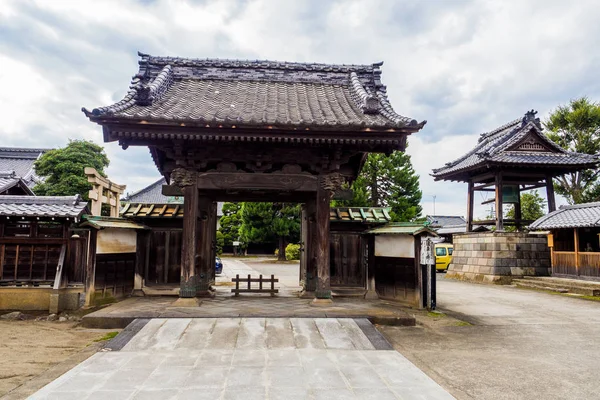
[1,0,599,217]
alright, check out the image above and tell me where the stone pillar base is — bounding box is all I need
[311,298,333,306]
[364,290,379,300]
[447,232,551,284]
[171,298,202,307]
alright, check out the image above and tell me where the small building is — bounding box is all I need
[0,147,49,195]
[366,223,438,308]
[530,203,600,281]
[0,195,88,312]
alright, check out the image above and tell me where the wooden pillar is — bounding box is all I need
[305,198,317,293]
[495,172,504,231]
[133,230,147,295]
[84,229,97,307]
[180,185,199,298]
[546,176,556,213]
[209,201,217,285]
[314,179,332,300]
[574,228,580,276]
[299,204,308,289]
[514,186,522,231]
[466,181,474,232]
[364,234,378,300]
[196,194,214,297]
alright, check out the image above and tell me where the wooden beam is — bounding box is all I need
[495,172,504,231]
[466,181,474,232]
[52,244,67,290]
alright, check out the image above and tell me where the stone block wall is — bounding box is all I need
[447,232,550,284]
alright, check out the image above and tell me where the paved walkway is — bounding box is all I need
[31,318,454,399]
[380,275,600,400]
[82,258,414,328]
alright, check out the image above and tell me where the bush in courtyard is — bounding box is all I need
[285,243,301,260]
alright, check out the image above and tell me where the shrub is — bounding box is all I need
[285,243,301,261]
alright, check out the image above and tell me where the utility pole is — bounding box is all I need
[432,195,436,216]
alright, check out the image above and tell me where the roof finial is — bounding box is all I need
[522,109,539,126]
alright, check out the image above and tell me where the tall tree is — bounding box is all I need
[239,202,300,260]
[218,202,243,248]
[335,150,422,221]
[544,97,600,204]
[33,140,110,200]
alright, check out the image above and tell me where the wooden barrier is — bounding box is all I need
[231,274,279,296]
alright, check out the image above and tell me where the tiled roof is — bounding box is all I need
[0,171,34,195]
[530,202,600,230]
[0,147,49,188]
[124,178,183,204]
[0,195,87,219]
[80,216,149,230]
[123,179,223,216]
[83,52,425,131]
[426,215,466,228]
[330,207,391,223]
[366,223,438,236]
[431,111,599,181]
[121,201,223,219]
[435,224,489,234]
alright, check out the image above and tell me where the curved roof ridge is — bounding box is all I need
[375,88,423,127]
[478,118,521,142]
[138,51,377,73]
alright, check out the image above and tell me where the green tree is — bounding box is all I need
[218,202,243,249]
[33,140,110,200]
[545,97,600,204]
[506,192,546,228]
[239,202,300,260]
[334,151,422,221]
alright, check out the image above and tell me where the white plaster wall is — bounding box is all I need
[97,228,137,254]
[375,235,415,258]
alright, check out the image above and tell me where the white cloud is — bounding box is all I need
[1,0,599,214]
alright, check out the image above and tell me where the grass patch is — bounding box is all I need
[574,294,600,302]
[427,311,446,318]
[454,321,472,326]
[93,331,119,342]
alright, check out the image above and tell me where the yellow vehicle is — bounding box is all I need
[435,243,453,272]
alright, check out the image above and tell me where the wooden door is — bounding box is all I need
[330,233,365,287]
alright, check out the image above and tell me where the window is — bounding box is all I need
[435,247,447,256]
[448,248,453,255]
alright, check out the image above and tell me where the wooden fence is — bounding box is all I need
[231,274,278,296]
[552,251,600,279]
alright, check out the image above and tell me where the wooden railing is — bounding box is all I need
[231,274,279,296]
[0,241,65,285]
[552,251,600,278]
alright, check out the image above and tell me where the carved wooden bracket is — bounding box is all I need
[171,168,198,188]
[319,172,344,192]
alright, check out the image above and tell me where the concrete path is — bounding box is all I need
[380,276,600,400]
[31,318,454,399]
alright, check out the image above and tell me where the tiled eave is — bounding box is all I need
[98,122,414,150]
[432,160,600,183]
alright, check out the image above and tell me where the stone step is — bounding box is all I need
[521,276,600,289]
[331,288,367,298]
[513,278,600,296]
[142,287,180,296]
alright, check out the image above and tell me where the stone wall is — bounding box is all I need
[447,232,550,284]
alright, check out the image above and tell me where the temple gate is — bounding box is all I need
[84,52,425,301]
